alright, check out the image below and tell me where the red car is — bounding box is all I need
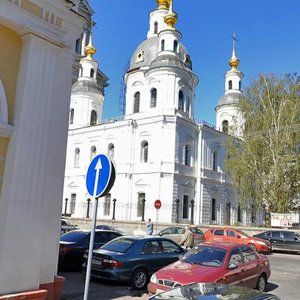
[204,227,271,253]
[148,242,271,295]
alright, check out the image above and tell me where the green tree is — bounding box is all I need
[226,74,300,213]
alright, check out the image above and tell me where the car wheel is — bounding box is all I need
[131,268,148,290]
[248,243,257,251]
[256,274,267,292]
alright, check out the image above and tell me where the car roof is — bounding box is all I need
[115,235,175,241]
[208,227,239,230]
[197,241,248,250]
[69,229,120,234]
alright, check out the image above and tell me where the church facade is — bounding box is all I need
[63,0,257,227]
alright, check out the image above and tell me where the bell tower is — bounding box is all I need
[69,25,104,129]
[216,33,244,137]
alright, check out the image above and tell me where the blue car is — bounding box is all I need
[59,229,122,270]
[82,235,186,290]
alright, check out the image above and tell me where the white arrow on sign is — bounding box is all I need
[93,158,102,197]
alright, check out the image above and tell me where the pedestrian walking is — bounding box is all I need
[146,218,153,235]
[180,225,194,249]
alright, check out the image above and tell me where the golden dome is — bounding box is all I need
[229,53,240,70]
[156,0,171,9]
[164,0,177,29]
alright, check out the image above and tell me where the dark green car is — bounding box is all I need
[82,235,186,290]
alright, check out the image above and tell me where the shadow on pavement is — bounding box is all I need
[265,282,279,292]
[60,271,150,300]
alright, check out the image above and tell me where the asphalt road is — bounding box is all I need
[59,252,300,300]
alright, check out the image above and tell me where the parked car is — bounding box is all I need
[148,241,271,294]
[95,224,128,235]
[157,226,204,246]
[149,282,281,300]
[82,235,186,290]
[253,230,300,253]
[61,218,77,234]
[204,227,271,253]
[59,229,122,270]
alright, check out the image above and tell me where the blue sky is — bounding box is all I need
[89,0,300,125]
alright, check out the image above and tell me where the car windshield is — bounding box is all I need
[60,231,88,242]
[190,227,203,234]
[235,229,250,237]
[294,232,300,239]
[101,238,135,253]
[96,225,110,230]
[181,245,226,267]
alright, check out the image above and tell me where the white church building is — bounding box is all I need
[63,0,257,226]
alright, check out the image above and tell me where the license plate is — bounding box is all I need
[92,259,102,266]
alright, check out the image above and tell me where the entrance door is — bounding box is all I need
[225,202,231,225]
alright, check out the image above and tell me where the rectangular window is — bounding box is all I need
[104,193,111,216]
[137,193,145,217]
[182,195,189,219]
[211,198,216,221]
[184,145,190,166]
[237,205,242,222]
[70,194,76,214]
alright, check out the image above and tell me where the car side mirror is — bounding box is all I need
[228,263,238,270]
[237,235,241,238]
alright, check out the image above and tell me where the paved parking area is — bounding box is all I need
[60,252,300,300]
[60,271,150,300]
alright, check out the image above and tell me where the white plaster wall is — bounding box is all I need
[0,1,86,294]
[147,9,169,38]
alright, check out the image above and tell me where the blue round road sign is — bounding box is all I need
[86,154,115,198]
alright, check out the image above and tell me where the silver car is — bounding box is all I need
[157,226,204,246]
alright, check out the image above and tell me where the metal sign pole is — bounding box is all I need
[156,209,159,233]
[83,197,98,300]
[83,154,115,300]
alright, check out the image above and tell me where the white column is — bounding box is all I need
[0,33,73,294]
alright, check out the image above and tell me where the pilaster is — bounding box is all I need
[0,32,73,293]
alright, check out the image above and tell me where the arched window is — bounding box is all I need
[228,80,233,90]
[154,21,158,34]
[222,120,229,134]
[69,108,74,124]
[90,146,96,161]
[133,92,140,113]
[90,110,97,125]
[161,39,165,51]
[90,68,95,78]
[150,88,157,108]
[104,193,111,216]
[141,141,148,163]
[173,40,178,52]
[211,198,216,221]
[178,90,184,111]
[184,144,190,166]
[74,148,80,168]
[213,150,218,171]
[239,80,241,90]
[108,143,115,159]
